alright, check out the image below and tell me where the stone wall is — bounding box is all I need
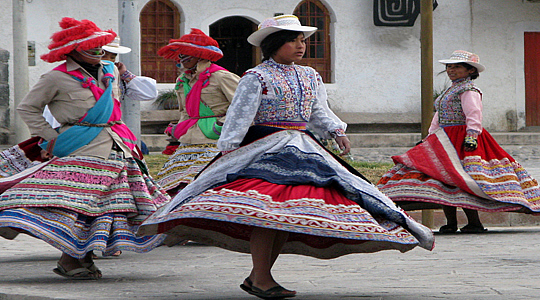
[0,49,10,143]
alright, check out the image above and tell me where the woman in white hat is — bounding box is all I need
[102,36,158,103]
[378,50,540,234]
[138,15,434,299]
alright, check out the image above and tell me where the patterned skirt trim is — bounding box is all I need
[378,126,540,213]
[0,150,171,258]
[140,130,434,256]
[155,143,219,191]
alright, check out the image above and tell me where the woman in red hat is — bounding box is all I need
[153,29,240,196]
[0,17,170,280]
[378,50,540,233]
[139,15,434,299]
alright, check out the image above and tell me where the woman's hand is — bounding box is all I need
[115,62,127,76]
[40,149,52,161]
[335,135,351,156]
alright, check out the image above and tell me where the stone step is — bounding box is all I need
[141,131,540,152]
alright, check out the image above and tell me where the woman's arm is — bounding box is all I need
[217,74,262,152]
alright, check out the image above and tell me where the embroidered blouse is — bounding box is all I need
[429,78,483,135]
[218,58,346,151]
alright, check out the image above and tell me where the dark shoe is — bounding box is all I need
[439,224,458,234]
[248,285,296,299]
[460,224,487,233]
[240,277,253,293]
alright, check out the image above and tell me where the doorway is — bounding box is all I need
[210,17,257,77]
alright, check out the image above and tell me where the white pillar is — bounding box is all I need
[118,0,142,147]
[12,0,30,142]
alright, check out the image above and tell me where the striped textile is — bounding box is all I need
[155,143,220,191]
[378,126,540,213]
[0,137,43,177]
[140,130,434,257]
[0,150,171,258]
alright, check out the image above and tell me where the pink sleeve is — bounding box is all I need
[428,112,439,134]
[461,90,483,134]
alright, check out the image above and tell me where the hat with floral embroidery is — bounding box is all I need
[158,28,223,62]
[41,17,116,63]
[247,15,317,47]
[438,50,485,73]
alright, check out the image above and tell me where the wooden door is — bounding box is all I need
[525,32,540,126]
[140,0,180,83]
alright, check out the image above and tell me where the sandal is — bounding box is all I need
[240,277,253,293]
[439,224,458,234]
[460,224,487,233]
[53,263,94,280]
[248,285,296,299]
[82,262,102,279]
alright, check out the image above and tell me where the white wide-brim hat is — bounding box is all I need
[102,36,132,54]
[438,50,485,73]
[248,15,317,47]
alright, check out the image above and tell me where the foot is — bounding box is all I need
[249,284,296,299]
[53,261,93,280]
[439,224,458,234]
[240,277,253,293]
[78,252,102,279]
[460,224,487,233]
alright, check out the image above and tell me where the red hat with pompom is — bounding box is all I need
[41,17,116,63]
[158,28,223,62]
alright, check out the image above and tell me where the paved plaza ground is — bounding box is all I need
[2,144,540,299]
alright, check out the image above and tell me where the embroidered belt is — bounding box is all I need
[257,121,307,130]
[69,120,124,127]
[189,114,225,120]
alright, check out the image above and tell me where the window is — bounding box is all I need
[294,0,332,82]
[140,0,180,83]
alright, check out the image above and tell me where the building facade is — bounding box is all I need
[1,0,540,139]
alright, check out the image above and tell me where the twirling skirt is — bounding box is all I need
[139,129,434,259]
[155,143,220,191]
[0,150,171,258]
[377,126,540,213]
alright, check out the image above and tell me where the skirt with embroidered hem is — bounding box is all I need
[0,136,45,177]
[158,177,421,259]
[377,126,540,213]
[155,143,220,191]
[0,150,170,258]
[139,129,434,257]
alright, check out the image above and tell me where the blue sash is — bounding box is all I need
[41,63,115,157]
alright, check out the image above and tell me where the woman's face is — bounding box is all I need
[446,63,475,81]
[272,33,306,65]
[178,54,198,69]
[102,51,117,62]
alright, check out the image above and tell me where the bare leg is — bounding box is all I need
[248,227,294,295]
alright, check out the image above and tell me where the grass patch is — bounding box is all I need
[143,154,393,184]
[144,154,168,177]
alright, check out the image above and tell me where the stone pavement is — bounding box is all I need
[2,227,540,300]
[2,144,540,299]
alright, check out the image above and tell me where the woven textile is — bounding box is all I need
[155,143,220,191]
[0,150,170,258]
[0,151,170,221]
[140,130,434,256]
[0,207,165,258]
[378,126,540,213]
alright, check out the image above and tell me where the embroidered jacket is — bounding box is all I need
[218,59,345,151]
[435,78,482,126]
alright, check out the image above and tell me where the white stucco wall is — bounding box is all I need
[1,0,540,133]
